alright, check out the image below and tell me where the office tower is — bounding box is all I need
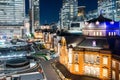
[86,9,98,20]
[29,0,40,34]
[115,0,120,21]
[0,0,25,25]
[60,0,78,29]
[0,0,25,38]
[98,0,120,21]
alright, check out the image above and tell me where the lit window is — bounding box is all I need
[112,60,116,68]
[84,66,90,74]
[68,53,73,64]
[114,32,116,36]
[84,66,100,77]
[93,32,95,36]
[95,68,100,77]
[112,70,116,80]
[111,32,113,36]
[97,32,99,36]
[103,56,108,65]
[103,68,108,78]
[100,32,102,36]
[74,64,79,72]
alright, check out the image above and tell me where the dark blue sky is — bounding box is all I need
[26,0,97,25]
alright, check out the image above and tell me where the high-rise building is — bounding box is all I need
[0,0,25,39]
[60,0,78,29]
[0,0,25,25]
[86,0,120,21]
[86,9,98,20]
[98,0,115,20]
[29,0,40,34]
[98,0,120,21]
[115,0,120,21]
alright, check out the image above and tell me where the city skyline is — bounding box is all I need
[26,0,97,25]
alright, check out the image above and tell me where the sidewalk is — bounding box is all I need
[52,61,100,80]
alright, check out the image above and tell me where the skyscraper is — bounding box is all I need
[115,0,120,21]
[98,0,120,21]
[0,0,25,25]
[0,0,25,38]
[60,0,78,29]
[29,0,40,34]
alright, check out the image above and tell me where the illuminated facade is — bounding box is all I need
[86,0,120,21]
[60,0,78,29]
[34,30,43,41]
[29,0,40,33]
[86,10,98,20]
[59,15,120,80]
[68,6,85,33]
[0,0,25,38]
[34,24,58,50]
[83,15,120,36]
[116,0,120,21]
[98,0,120,21]
[0,0,25,25]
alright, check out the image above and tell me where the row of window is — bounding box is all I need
[84,31,118,36]
[84,66,100,77]
[84,66,108,78]
[84,54,100,64]
[69,63,109,78]
[68,53,109,67]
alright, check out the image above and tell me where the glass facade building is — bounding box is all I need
[98,0,120,21]
[86,9,98,20]
[29,0,40,33]
[116,0,120,21]
[60,0,78,29]
[98,0,116,20]
[0,0,25,25]
[86,0,120,21]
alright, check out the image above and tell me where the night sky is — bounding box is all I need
[25,0,97,25]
